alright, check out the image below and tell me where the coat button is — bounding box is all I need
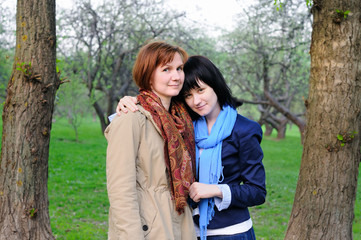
[142,225,148,231]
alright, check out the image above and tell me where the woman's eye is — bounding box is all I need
[177,66,183,71]
[198,88,204,93]
[184,94,192,99]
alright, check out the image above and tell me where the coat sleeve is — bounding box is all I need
[105,112,144,239]
[229,121,267,208]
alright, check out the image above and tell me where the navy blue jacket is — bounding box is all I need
[194,114,266,229]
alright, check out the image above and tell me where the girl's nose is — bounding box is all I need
[193,94,201,105]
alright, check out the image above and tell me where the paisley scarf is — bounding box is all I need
[137,89,196,214]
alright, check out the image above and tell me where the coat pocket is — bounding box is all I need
[137,189,157,237]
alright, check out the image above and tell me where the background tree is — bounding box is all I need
[0,0,15,102]
[57,0,200,132]
[285,0,361,238]
[54,58,91,142]
[222,0,311,139]
[0,0,59,238]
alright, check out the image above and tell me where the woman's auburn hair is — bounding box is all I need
[132,41,188,90]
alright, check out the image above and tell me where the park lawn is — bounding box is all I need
[45,118,360,239]
[48,118,108,239]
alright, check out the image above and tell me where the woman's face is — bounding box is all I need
[151,52,185,102]
[184,80,221,119]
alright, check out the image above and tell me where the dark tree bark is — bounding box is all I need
[285,0,361,239]
[264,123,274,136]
[258,105,290,139]
[0,0,58,239]
[264,90,306,141]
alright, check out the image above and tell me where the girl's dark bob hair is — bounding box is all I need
[178,55,242,120]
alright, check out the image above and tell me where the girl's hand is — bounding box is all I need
[189,182,222,202]
[116,96,138,115]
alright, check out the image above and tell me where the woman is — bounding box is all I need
[117,55,266,239]
[105,41,197,239]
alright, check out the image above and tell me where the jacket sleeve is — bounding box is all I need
[229,121,266,208]
[105,112,144,239]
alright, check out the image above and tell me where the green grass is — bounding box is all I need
[48,118,108,239]
[1,117,360,239]
[253,128,303,239]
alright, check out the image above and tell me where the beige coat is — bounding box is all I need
[105,105,196,240]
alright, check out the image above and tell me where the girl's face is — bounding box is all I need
[184,80,221,119]
[151,52,185,103]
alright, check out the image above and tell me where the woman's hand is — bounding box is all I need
[116,96,138,115]
[189,182,223,202]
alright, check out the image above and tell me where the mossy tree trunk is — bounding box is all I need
[0,0,58,239]
[285,0,361,239]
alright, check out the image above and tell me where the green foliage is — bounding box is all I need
[275,0,313,10]
[16,61,31,74]
[27,207,38,218]
[0,49,12,102]
[337,134,344,142]
[337,131,357,147]
[15,61,42,82]
[54,58,92,141]
[335,9,351,19]
[274,0,283,11]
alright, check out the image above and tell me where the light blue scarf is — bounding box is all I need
[193,105,237,240]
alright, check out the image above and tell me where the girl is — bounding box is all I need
[181,56,266,240]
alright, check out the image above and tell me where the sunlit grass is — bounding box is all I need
[48,118,108,239]
[252,127,303,239]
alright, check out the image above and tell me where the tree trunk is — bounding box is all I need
[264,90,306,142]
[0,0,58,239]
[276,118,287,140]
[93,101,107,133]
[285,0,361,239]
[264,123,273,136]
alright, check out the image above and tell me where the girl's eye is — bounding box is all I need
[198,88,204,93]
[177,66,183,71]
[163,68,169,72]
[184,93,192,99]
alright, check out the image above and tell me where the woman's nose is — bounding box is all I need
[171,70,181,81]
